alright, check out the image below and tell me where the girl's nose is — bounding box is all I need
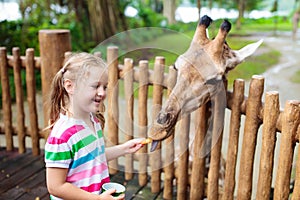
[97,86,106,97]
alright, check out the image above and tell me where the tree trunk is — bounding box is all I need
[87,0,127,43]
[236,0,246,30]
[208,0,213,10]
[163,0,176,24]
[197,0,201,19]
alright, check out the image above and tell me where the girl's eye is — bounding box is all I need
[92,84,107,90]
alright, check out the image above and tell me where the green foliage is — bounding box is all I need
[246,0,265,12]
[128,0,166,27]
[0,20,25,54]
[231,16,293,33]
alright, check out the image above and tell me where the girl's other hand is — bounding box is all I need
[99,188,125,200]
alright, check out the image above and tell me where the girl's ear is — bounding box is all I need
[63,79,75,94]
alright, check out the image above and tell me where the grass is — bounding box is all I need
[227,49,281,87]
[291,70,300,83]
[119,31,192,67]
[225,37,281,87]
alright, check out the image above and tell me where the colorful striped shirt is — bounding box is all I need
[44,113,110,200]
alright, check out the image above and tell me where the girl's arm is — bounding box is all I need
[46,167,124,200]
[105,138,144,161]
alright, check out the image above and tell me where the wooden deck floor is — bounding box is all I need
[0,148,166,200]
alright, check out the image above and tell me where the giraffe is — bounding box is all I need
[149,15,263,151]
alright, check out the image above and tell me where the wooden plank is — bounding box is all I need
[0,154,44,193]
[39,193,51,200]
[17,186,49,200]
[0,169,48,200]
[0,152,9,162]
[123,174,143,199]
[0,150,48,199]
[110,166,162,200]
[132,182,163,200]
[0,148,21,162]
[0,151,39,181]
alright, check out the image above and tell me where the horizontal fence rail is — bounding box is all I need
[1,30,300,199]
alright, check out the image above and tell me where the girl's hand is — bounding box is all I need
[122,138,144,154]
[105,138,145,161]
[99,188,125,200]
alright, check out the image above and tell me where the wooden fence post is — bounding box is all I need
[150,56,165,193]
[237,75,264,200]
[207,79,227,200]
[0,47,13,151]
[256,91,280,200]
[12,47,25,153]
[163,65,177,200]
[190,104,209,200]
[138,60,149,186]
[222,79,245,200]
[291,125,300,200]
[177,113,190,200]
[25,48,40,155]
[274,100,300,199]
[107,46,119,175]
[123,58,134,180]
[38,30,71,136]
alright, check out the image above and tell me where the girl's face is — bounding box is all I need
[72,67,108,117]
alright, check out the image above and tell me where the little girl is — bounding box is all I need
[44,52,144,200]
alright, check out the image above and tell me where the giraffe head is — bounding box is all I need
[149,15,263,151]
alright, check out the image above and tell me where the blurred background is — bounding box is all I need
[1,0,300,107]
[1,0,299,53]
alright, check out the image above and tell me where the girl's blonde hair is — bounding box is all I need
[47,52,107,130]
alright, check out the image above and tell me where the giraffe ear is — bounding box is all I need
[235,39,263,61]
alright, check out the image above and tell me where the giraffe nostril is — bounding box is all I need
[157,113,171,125]
[157,113,171,124]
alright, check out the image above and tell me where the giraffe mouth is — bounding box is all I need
[149,111,178,152]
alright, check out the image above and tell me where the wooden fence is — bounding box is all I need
[1,30,300,200]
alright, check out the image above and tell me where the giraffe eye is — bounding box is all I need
[173,64,178,70]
